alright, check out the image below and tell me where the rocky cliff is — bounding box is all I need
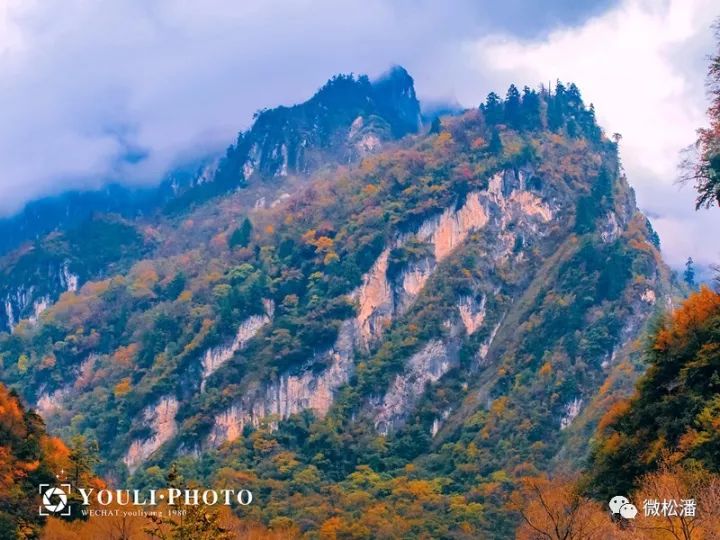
[166,66,421,212]
[201,168,556,450]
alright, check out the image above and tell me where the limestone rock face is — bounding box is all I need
[355,188,495,346]
[373,341,453,434]
[207,167,558,446]
[419,192,489,260]
[396,258,435,314]
[641,289,656,305]
[458,295,486,335]
[208,320,357,446]
[2,261,81,333]
[124,397,179,473]
[60,262,79,292]
[35,353,98,423]
[477,321,502,366]
[35,388,69,419]
[560,397,583,430]
[431,409,452,438]
[29,295,50,325]
[601,211,621,243]
[200,300,274,390]
[355,249,393,346]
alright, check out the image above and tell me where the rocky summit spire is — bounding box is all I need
[214,66,422,185]
[370,65,422,137]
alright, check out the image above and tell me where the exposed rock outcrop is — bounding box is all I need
[208,320,357,445]
[29,295,50,324]
[641,288,656,305]
[355,189,494,346]
[418,192,489,260]
[373,340,453,434]
[477,321,502,365]
[200,299,274,390]
[34,354,97,421]
[207,168,556,446]
[2,261,80,333]
[60,262,79,292]
[560,397,583,430]
[458,295,486,335]
[35,387,70,419]
[124,396,179,473]
[4,298,15,333]
[431,408,452,438]
[601,212,621,243]
[355,249,393,346]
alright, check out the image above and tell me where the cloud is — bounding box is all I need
[0,0,716,270]
[0,0,433,213]
[463,0,719,267]
[0,0,616,217]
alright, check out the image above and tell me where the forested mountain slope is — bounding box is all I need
[508,31,720,540]
[0,72,676,537]
[0,67,420,335]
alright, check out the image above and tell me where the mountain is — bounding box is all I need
[165,66,421,212]
[507,31,720,540]
[0,164,204,259]
[588,285,720,497]
[0,71,676,537]
[0,67,420,335]
[1,215,149,334]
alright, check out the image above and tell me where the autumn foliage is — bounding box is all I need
[0,383,83,538]
[685,21,720,209]
[589,287,720,499]
[515,463,720,539]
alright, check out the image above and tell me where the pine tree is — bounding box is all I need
[684,256,696,287]
[428,116,442,135]
[504,84,521,127]
[481,92,503,125]
[69,435,100,486]
[547,81,566,131]
[144,464,233,540]
[165,272,186,299]
[229,218,253,249]
[520,86,542,130]
[488,129,503,155]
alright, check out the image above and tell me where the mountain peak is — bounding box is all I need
[375,64,414,89]
[371,65,421,137]
[168,67,422,211]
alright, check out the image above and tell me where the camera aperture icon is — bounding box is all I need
[39,484,72,516]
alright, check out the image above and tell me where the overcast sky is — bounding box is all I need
[0,0,717,268]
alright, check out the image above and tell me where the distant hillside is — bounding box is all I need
[0,164,207,258]
[0,67,421,335]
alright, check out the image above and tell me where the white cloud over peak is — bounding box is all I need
[464,0,719,267]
